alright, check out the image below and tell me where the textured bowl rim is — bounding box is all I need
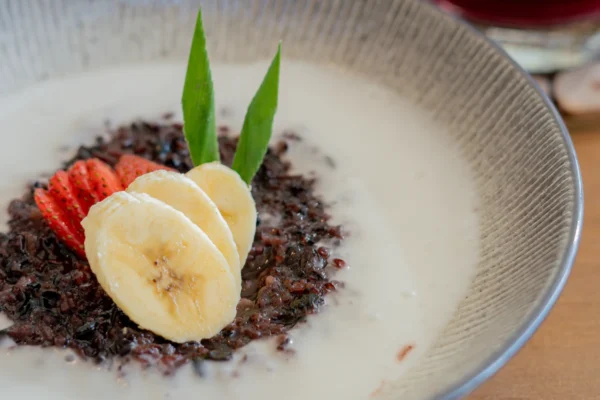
[425,5,584,400]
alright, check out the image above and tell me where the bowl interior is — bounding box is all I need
[0,0,580,399]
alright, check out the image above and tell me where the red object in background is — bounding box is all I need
[435,0,600,27]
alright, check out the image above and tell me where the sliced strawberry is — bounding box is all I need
[48,170,86,224]
[86,159,123,201]
[34,188,85,258]
[67,160,98,214]
[115,154,175,188]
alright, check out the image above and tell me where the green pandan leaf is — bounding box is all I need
[232,44,281,184]
[181,9,220,166]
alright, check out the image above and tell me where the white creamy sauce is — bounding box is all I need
[0,62,479,399]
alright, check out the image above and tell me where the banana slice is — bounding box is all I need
[186,162,257,266]
[82,191,239,343]
[83,191,131,278]
[127,170,241,291]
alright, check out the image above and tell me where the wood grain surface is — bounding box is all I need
[471,127,600,400]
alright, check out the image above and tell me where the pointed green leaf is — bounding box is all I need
[181,9,220,166]
[232,44,281,184]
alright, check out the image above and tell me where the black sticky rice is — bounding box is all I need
[0,121,344,374]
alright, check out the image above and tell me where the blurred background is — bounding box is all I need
[430,1,600,399]
[433,0,600,129]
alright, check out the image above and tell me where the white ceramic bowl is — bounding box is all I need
[0,1,582,399]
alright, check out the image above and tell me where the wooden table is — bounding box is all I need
[471,127,600,399]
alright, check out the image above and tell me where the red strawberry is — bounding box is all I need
[48,170,87,223]
[35,155,171,258]
[115,154,175,188]
[34,188,86,257]
[86,159,123,201]
[67,160,98,214]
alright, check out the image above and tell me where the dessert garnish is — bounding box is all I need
[182,10,281,184]
[31,8,280,343]
[114,154,175,187]
[33,156,173,258]
[82,191,239,343]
